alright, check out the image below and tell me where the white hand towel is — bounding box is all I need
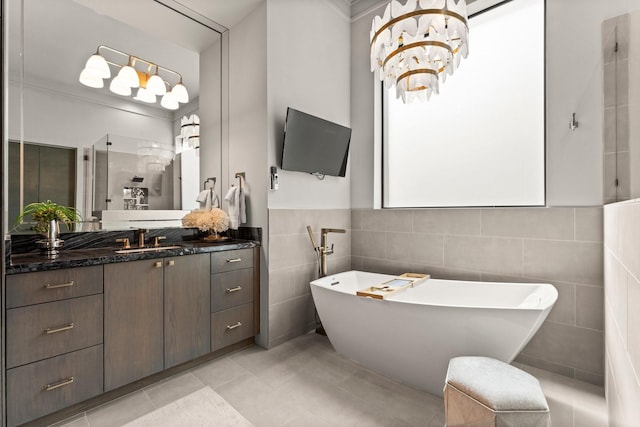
[211,190,220,208]
[196,190,209,203]
[196,189,212,210]
[225,186,239,229]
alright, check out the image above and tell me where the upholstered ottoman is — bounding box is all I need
[444,357,550,427]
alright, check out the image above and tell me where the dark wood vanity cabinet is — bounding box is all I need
[164,253,211,368]
[104,259,164,391]
[104,253,212,388]
[5,245,259,426]
[5,266,104,427]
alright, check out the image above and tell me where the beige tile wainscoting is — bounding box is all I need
[268,209,351,348]
[604,200,640,426]
[351,207,604,386]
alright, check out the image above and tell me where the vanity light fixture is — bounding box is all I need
[370,0,469,103]
[79,45,189,109]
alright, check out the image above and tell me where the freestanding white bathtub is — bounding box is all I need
[310,270,557,396]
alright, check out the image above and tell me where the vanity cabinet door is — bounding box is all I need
[104,260,164,391]
[164,253,210,368]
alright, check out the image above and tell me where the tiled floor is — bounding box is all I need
[51,332,607,426]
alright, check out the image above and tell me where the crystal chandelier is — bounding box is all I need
[137,140,175,172]
[370,0,469,103]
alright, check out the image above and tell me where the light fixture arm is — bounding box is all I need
[80,44,188,109]
[95,45,184,85]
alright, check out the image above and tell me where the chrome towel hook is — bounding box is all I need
[569,113,579,131]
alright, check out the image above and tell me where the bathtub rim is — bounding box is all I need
[310,270,558,311]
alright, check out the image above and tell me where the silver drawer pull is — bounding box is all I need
[226,286,242,293]
[44,281,75,290]
[226,258,242,263]
[44,323,74,334]
[226,321,242,331]
[45,377,74,391]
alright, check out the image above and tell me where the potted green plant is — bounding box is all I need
[15,200,80,235]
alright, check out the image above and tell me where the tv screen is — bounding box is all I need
[281,107,352,177]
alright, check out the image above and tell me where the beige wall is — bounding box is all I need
[352,207,604,385]
[604,200,640,426]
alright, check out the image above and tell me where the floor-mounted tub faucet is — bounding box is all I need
[306,226,346,277]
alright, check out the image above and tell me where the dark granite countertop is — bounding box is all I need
[7,239,260,274]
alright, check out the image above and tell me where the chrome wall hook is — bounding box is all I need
[569,113,579,131]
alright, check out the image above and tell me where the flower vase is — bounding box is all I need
[36,219,65,258]
[48,219,59,241]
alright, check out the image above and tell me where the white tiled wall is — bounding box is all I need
[604,200,640,427]
[352,207,604,385]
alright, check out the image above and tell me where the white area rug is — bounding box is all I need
[124,387,254,427]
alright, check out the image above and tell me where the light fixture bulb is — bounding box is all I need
[84,54,110,78]
[117,65,140,88]
[146,74,166,96]
[79,69,104,88]
[109,76,132,96]
[134,87,156,103]
[161,92,179,110]
[171,83,189,103]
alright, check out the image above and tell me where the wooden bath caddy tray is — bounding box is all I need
[356,273,430,300]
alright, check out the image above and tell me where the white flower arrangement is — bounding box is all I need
[182,208,230,234]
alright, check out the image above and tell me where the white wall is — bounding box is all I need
[228,1,269,346]
[350,8,376,209]
[200,38,223,203]
[267,0,351,210]
[546,0,638,206]
[350,0,640,208]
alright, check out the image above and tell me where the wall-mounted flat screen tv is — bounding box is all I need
[281,107,352,177]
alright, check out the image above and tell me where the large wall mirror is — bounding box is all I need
[5,0,226,233]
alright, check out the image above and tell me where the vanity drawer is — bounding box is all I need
[6,344,103,427]
[211,248,254,273]
[211,303,254,351]
[6,265,103,308]
[211,268,254,312]
[6,294,103,369]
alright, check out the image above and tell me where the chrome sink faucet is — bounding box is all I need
[306,226,346,277]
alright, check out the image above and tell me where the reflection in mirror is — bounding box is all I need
[8,141,77,232]
[6,0,224,233]
[90,134,178,212]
